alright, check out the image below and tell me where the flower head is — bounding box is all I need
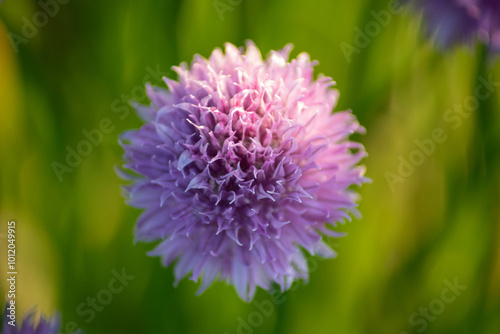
[415,0,500,53]
[2,304,76,334]
[120,41,367,301]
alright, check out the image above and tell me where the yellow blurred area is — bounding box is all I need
[0,18,59,321]
[0,21,21,147]
[0,215,60,319]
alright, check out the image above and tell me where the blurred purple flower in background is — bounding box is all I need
[2,305,77,334]
[119,41,367,301]
[415,0,500,53]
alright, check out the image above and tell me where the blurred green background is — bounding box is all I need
[1,0,499,333]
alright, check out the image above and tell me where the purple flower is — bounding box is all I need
[415,0,500,53]
[2,305,78,334]
[119,42,367,301]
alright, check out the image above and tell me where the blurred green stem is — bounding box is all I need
[469,44,499,184]
[465,43,500,333]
